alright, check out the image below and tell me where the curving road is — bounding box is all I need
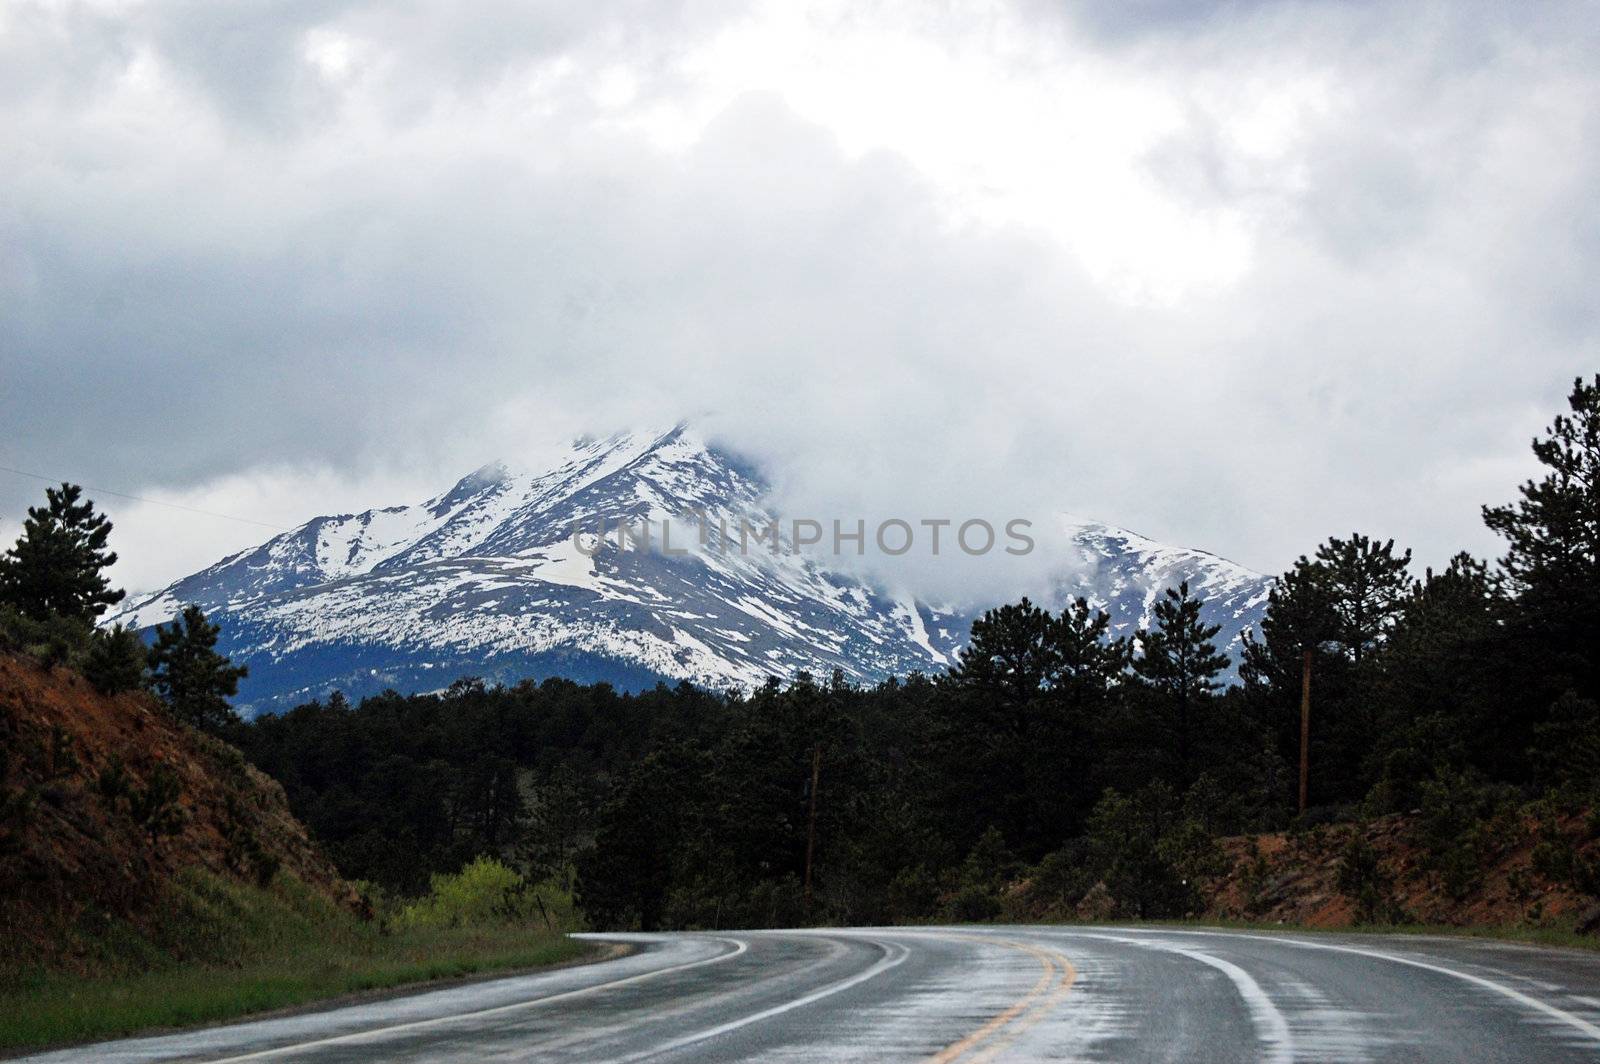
[21,926,1600,1062]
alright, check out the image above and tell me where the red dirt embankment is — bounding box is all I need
[1205,812,1600,930]
[0,652,354,972]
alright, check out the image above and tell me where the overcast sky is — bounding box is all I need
[2,0,1597,599]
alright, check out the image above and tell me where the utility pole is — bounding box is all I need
[1298,648,1313,815]
[803,744,822,917]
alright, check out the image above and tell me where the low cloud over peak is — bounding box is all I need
[2,0,1596,596]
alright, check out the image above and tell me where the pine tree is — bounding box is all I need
[1241,534,1411,682]
[1483,374,1600,699]
[522,765,589,888]
[941,597,1130,857]
[576,746,697,931]
[1239,535,1411,806]
[1134,582,1229,784]
[1363,553,1502,803]
[1312,534,1413,666]
[148,605,248,735]
[1239,555,1331,690]
[82,623,150,695]
[947,597,1054,712]
[0,483,125,622]
[1048,597,1131,705]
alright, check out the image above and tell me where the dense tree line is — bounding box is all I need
[235,678,726,895]
[220,566,1279,923]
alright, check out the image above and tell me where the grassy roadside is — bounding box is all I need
[0,867,594,1056]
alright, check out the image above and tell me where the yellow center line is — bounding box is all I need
[923,937,1075,1063]
[966,946,1079,1063]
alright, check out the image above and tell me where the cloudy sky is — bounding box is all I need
[2,0,1597,599]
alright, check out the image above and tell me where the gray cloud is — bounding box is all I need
[1,0,1597,600]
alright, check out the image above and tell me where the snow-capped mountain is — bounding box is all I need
[112,426,1272,715]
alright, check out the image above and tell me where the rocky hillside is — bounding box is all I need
[0,652,354,973]
[1026,809,1600,933]
[1203,812,1600,931]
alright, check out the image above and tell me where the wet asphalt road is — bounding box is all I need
[19,926,1600,1062]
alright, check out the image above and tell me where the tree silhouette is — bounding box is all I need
[1484,374,1600,700]
[1134,582,1229,785]
[0,483,124,622]
[149,605,248,735]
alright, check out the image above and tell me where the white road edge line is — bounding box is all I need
[205,936,751,1063]
[1077,933,1294,1064]
[1076,927,1600,1047]
[1270,936,1600,1043]
[603,936,912,1063]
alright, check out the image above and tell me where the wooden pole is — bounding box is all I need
[803,745,821,916]
[1299,648,1313,815]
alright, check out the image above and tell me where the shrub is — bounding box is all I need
[1335,833,1403,924]
[127,763,186,846]
[1416,769,1518,901]
[948,882,1001,922]
[399,857,529,929]
[943,827,1015,923]
[222,796,280,888]
[1085,784,1199,918]
[742,876,805,929]
[662,872,805,931]
[97,756,132,810]
[1531,819,1600,898]
[1029,840,1095,916]
[0,738,38,866]
[45,726,77,780]
[82,624,149,695]
[0,607,90,669]
[886,864,940,923]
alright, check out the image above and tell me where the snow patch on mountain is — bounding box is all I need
[111,426,1272,715]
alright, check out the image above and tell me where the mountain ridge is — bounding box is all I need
[111,428,1273,715]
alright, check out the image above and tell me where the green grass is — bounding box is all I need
[0,870,593,1055]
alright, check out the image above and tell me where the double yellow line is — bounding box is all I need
[925,936,1078,1063]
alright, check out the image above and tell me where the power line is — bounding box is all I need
[0,464,294,532]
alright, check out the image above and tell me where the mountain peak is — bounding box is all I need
[435,459,520,510]
[463,458,515,488]
[110,427,1272,715]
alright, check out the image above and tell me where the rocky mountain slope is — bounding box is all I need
[111,426,1273,715]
